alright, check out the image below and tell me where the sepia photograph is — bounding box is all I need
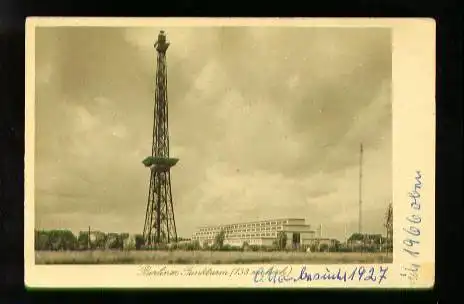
[25,18,435,289]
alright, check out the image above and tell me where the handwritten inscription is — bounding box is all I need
[138,264,389,285]
[401,170,422,283]
[253,265,388,285]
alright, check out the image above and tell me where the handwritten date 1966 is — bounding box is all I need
[401,170,423,282]
[403,170,422,258]
[403,171,422,256]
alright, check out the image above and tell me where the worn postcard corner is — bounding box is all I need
[24,17,435,289]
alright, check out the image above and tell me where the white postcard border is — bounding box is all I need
[24,17,436,289]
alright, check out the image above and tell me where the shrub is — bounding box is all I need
[276,231,287,250]
[214,230,226,249]
[35,229,78,251]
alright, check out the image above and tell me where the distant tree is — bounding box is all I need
[385,203,393,240]
[176,242,189,251]
[35,230,51,250]
[45,230,77,251]
[63,230,77,250]
[105,233,123,250]
[332,240,341,252]
[123,235,137,250]
[93,231,107,249]
[385,202,393,251]
[320,244,329,252]
[276,231,287,250]
[77,231,90,250]
[348,233,364,242]
[337,243,352,252]
[370,234,382,245]
[135,234,144,250]
[191,240,201,250]
[48,230,60,250]
[214,230,226,249]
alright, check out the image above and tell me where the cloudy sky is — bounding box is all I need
[34,26,392,241]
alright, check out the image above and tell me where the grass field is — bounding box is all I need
[35,250,393,265]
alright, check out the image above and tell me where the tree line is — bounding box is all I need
[34,229,144,251]
[35,229,392,253]
[35,204,393,252]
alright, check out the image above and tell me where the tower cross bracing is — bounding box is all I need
[142,31,179,247]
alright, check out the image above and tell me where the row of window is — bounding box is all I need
[225,239,264,245]
[198,220,288,232]
[194,226,282,236]
[193,232,277,240]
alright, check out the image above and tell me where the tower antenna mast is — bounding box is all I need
[358,143,363,234]
[142,31,179,247]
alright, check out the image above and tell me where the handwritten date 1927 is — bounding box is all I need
[253,265,388,285]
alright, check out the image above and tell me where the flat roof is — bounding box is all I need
[197,218,307,229]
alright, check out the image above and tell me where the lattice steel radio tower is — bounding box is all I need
[142,31,178,247]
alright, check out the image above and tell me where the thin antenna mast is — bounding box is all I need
[358,143,363,234]
[344,224,347,243]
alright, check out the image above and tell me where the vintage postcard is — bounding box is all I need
[24,17,435,289]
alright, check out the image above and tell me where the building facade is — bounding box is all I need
[191,218,316,248]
